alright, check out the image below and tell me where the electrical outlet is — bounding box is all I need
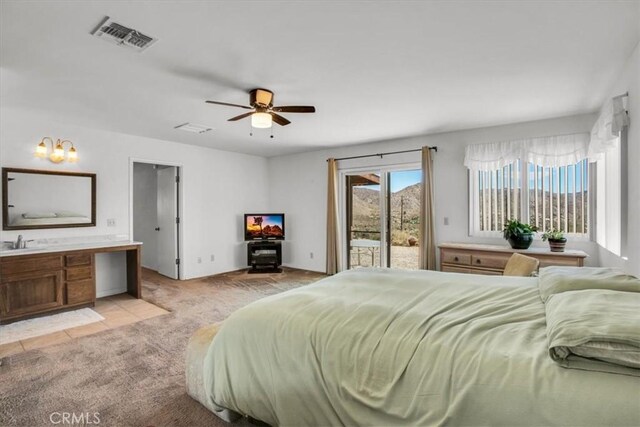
[443,217,449,226]
[197,257,202,264]
[107,219,116,227]
[310,252,314,259]
[210,254,215,262]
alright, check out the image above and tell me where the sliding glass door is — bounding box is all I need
[346,172,383,268]
[387,170,421,269]
[345,167,421,270]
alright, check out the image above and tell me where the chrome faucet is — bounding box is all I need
[2,235,33,250]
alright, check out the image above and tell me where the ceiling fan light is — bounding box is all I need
[251,112,272,129]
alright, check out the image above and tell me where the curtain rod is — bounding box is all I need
[329,147,437,162]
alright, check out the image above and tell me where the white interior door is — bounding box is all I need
[156,166,179,279]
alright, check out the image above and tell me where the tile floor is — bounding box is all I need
[0,294,169,358]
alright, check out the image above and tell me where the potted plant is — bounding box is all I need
[503,219,537,250]
[542,229,567,252]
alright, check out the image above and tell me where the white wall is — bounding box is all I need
[0,106,269,281]
[596,42,640,276]
[132,163,158,270]
[268,113,599,273]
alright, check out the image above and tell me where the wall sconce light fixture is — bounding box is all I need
[35,137,78,163]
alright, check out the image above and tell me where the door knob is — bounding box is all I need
[155,227,160,231]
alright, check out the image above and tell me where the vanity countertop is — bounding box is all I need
[0,240,142,258]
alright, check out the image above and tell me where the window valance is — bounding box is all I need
[463,133,589,171]
[588,97,629,162]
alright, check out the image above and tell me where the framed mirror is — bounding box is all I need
[2,168,96,230]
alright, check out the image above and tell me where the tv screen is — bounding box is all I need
[244,213,285,240]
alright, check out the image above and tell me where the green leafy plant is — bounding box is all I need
[502,219,537,240]
[541,229,565,241]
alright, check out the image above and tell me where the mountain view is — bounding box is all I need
[351,183,421,246]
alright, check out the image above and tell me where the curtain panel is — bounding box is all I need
[326,158,342,275]
[588,97,630,162]
[463,133,589,171]
[419,147,437,270]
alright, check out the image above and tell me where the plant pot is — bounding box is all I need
[548,238,567,252]
[507,233,534,250]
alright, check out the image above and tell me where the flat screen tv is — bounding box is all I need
[244,213,285,240]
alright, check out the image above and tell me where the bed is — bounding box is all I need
[186,268,640,426]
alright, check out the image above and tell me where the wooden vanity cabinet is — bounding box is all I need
[0,252,96,323]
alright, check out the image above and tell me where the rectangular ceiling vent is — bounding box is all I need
[174,123,213,134]
[91,16,157,52]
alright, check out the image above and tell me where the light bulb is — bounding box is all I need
[67,146,78,162]
[251,112,272,129]
[35,141,48,158]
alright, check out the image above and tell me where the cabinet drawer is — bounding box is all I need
[442,265,471,274]
[66,279,95,305]
[66,267,93,281]
[1,255,63,276]
[469,268,503,276]
[539,257,581,268]
[471,253,509,270]
[442,251,471,265]
[66,254,92,267]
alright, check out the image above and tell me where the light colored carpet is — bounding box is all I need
[0,267,325,427]
[0,308,104,345]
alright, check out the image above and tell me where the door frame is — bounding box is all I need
[339,161,420,270]
[128,158,185,280]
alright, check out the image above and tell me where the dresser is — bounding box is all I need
[0,242,141,324]
[438,243,587,275]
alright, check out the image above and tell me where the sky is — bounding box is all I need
[390,170,422,192]
[358,169,422,193]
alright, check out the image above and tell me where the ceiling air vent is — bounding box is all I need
[91,16,157,52]
[174,123,213,134]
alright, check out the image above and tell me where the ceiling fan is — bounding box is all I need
[206,88,315,128]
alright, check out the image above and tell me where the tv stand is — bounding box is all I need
[247,241,282,273]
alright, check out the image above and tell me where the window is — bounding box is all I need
[470,158,590,237]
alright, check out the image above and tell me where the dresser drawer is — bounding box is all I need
[538,257,582,268]
[442,251,471,266]
[66,279,95,305]
[66,254,92,267]
[442,265,471,274]
[66,266,93,281]
[471,253,509,270]
[469,268,503,276]
[1,255,63,277]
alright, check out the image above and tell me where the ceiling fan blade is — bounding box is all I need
[271,106,316,113]
[206,100,252,110]
[270,112,291,126]
[228,112,254,121]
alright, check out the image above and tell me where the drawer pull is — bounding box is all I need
[476,259,481,264]
[454,257,459,261]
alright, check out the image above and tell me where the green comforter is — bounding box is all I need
[203,268,640,426]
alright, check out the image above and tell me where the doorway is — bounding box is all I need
[344,167,422,270]
[131,162,181,279]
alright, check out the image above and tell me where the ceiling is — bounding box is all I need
[1,1,638,157]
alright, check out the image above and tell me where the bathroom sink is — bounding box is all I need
[0,246,48,255]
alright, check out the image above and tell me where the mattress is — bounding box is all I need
[187,268,640,426]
